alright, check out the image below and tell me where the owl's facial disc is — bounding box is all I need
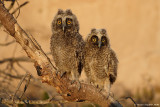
[91,35,98,46]
[57,18,73,33]
[64,18,73,32]
[101,36,108,47]
[90,35,108,48]
[56,18,62,30]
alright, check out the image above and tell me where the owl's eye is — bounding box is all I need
[66,18,72,26]
[101,36,108,45]
[92,38,97,42]
[57,20,61,25]
[57,18,62,25]
[102,39,105,43]
[91,36,98,45]
[67,20,72,25]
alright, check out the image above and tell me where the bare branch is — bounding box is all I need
[125,97,137,107]
[0,69,22,79]
[0,3,16,35]
[0,99,68,105]
[5,0,15,11]
[0,3,122,107]
[0,40,15,46]
[12,73,28,101]
[0,53,51,64]
[11,1,29,15]
[0,56,32,64]
[19,74,31,99]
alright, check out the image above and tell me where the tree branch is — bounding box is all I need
[0,3,122,107]
[0,99,68,105]
[0,56,32,63]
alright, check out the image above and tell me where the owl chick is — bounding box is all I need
[50,9,84,89]
[84,28,118,98]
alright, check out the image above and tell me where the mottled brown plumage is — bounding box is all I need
[83,28,118,97]
[50,9,84,88]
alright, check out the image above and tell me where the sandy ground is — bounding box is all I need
[0,0,160,106]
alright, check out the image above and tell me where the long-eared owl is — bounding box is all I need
[50,9,84,88]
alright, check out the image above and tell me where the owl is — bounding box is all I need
[50,9,84,89]
[83,28,118,98]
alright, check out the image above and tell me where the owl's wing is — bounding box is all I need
[76,33,85,75]
[107,49,118,84]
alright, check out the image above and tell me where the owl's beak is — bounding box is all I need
[62,26,65,32]
[98,41,102,48]
[62,23,66,33]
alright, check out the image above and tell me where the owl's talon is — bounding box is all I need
[76,81,81,91]
[60,72,66,78]
[70,80,75,84]
[90,82,99,89]
[106,92,110,99]
[99,88,102,92]
[70,80,81,91]
[55,70,66,78]
[55,70,59,75]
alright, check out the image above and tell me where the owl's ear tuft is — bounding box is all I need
[66,9,73,15]
[57,9,64,15]
[101,29,107,34]
[91,28,96,33]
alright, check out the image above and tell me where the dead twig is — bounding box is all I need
[12,73,28,102]
[19,74,31,99]
[16,62,30,74]
[0,40,15,46]
[0,98,69,105]
[125,97,137,107]
[11,1,28,15]
[0,69,22,79]
[6,0,15,11]
[0,56,32,64]
[0,53,51,64]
